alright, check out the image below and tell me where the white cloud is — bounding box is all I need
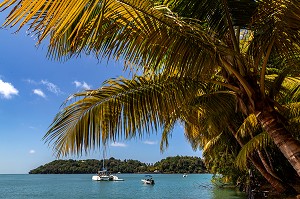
[73,81,81,87]
[29,150,36,154]
[73,81,91,90]
[111,142,127,147]
[41,80,62,95]
[33,89,46,98]
[25,79,37,84]
[143,140,157,145]
[0,79,19,99]
[25,79,62,95]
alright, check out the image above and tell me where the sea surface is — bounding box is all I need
[0,174,246,199]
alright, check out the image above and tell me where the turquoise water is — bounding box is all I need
[0,174,246,199]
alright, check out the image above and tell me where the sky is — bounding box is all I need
[0,12,202,174]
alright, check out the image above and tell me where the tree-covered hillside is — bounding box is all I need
[29,156,206,174]
[154,156,206,174]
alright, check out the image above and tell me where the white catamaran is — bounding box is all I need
[92,151,124,181]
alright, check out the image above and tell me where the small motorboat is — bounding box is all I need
[141,175,155,185]
[183,173,188,177]
[111,175,124,181]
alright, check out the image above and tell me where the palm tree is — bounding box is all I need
[40,71,299,193]
[2,0,300,176]
[179,78,299,194]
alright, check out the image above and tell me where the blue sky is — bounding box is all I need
[0,12,201,174]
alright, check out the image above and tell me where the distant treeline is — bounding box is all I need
[29,156,207,174]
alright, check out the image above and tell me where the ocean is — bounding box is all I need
[0,174,246,199]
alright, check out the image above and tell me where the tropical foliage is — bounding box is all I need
[29,156,206,174]
[1,0,300,195]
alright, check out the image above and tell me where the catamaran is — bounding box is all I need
[92,151,124,181]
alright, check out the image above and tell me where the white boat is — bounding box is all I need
[92,170,113,181]
[111,175,124,181]
[92,151,124,181]
[141,175,155,185]
[92,172,124,181]
[183,173,188,177]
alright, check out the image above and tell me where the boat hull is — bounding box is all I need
[92,175,124,181]
[141,179,155,185]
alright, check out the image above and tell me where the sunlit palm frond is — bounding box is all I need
[281,77,300,102]
[182,89,239,153]
[282,102,300,119]
[183,119,208,150]
[267,69,290,100]
[44,75,204,156]
[1,0,220,77]
[160,119,175,152]
[236,132,271,169]
[202,132,222,153]
[236,114,260,138]
[283,102,300,136]
[249,0,300,59]
[190,91,237,129]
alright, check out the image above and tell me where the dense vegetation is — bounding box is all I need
[29,156,206,174]
[3,0,300,197]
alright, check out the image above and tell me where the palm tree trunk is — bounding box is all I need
[249,156,297,194]
[256,150,280,181]
[228,124,296,194]
[256,107,300,177]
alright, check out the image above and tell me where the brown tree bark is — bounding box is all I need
[249,155,296,194]
[255,107,300,177]
[228,124,297,194]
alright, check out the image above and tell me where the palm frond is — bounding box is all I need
[190,91,237,128]
[236,132,271,169]
[202,132,222,153]
[236,114,260,138]
[268,68,290,100]
[160,119,175,152]
[44,74,204,156]
[1,0,221,78]
[249,0,300,61]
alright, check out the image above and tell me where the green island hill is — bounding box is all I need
[29,156,207,174]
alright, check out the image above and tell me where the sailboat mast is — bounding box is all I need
[102,150,105,170]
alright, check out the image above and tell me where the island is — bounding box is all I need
[29,156,207,174]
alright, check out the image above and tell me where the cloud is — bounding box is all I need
[143,140,157,145]
[73,81,91,90]
[25,79,37,84]
[25,79,62,95]
[29,150,36,154]
[111,142,127,147]
[0,79,19,99]
[33,89,46,98]
[41,80,62,95]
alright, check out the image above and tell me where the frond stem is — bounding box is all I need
[208,80,240,93]
[220,57,255,102]
[259,37,275,97]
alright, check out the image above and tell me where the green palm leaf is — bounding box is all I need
[44,75,204,156]
[1,0,220,77]
[236,114,260,138]
[236,132,271,169]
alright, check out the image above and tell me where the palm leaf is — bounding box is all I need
[236,114,260,138]
[248,0,300,60]
[159,119,175,152]
[202,132,222,153]
[44,74,204,156]
[236,132,271,169]
[1,0,221,78]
